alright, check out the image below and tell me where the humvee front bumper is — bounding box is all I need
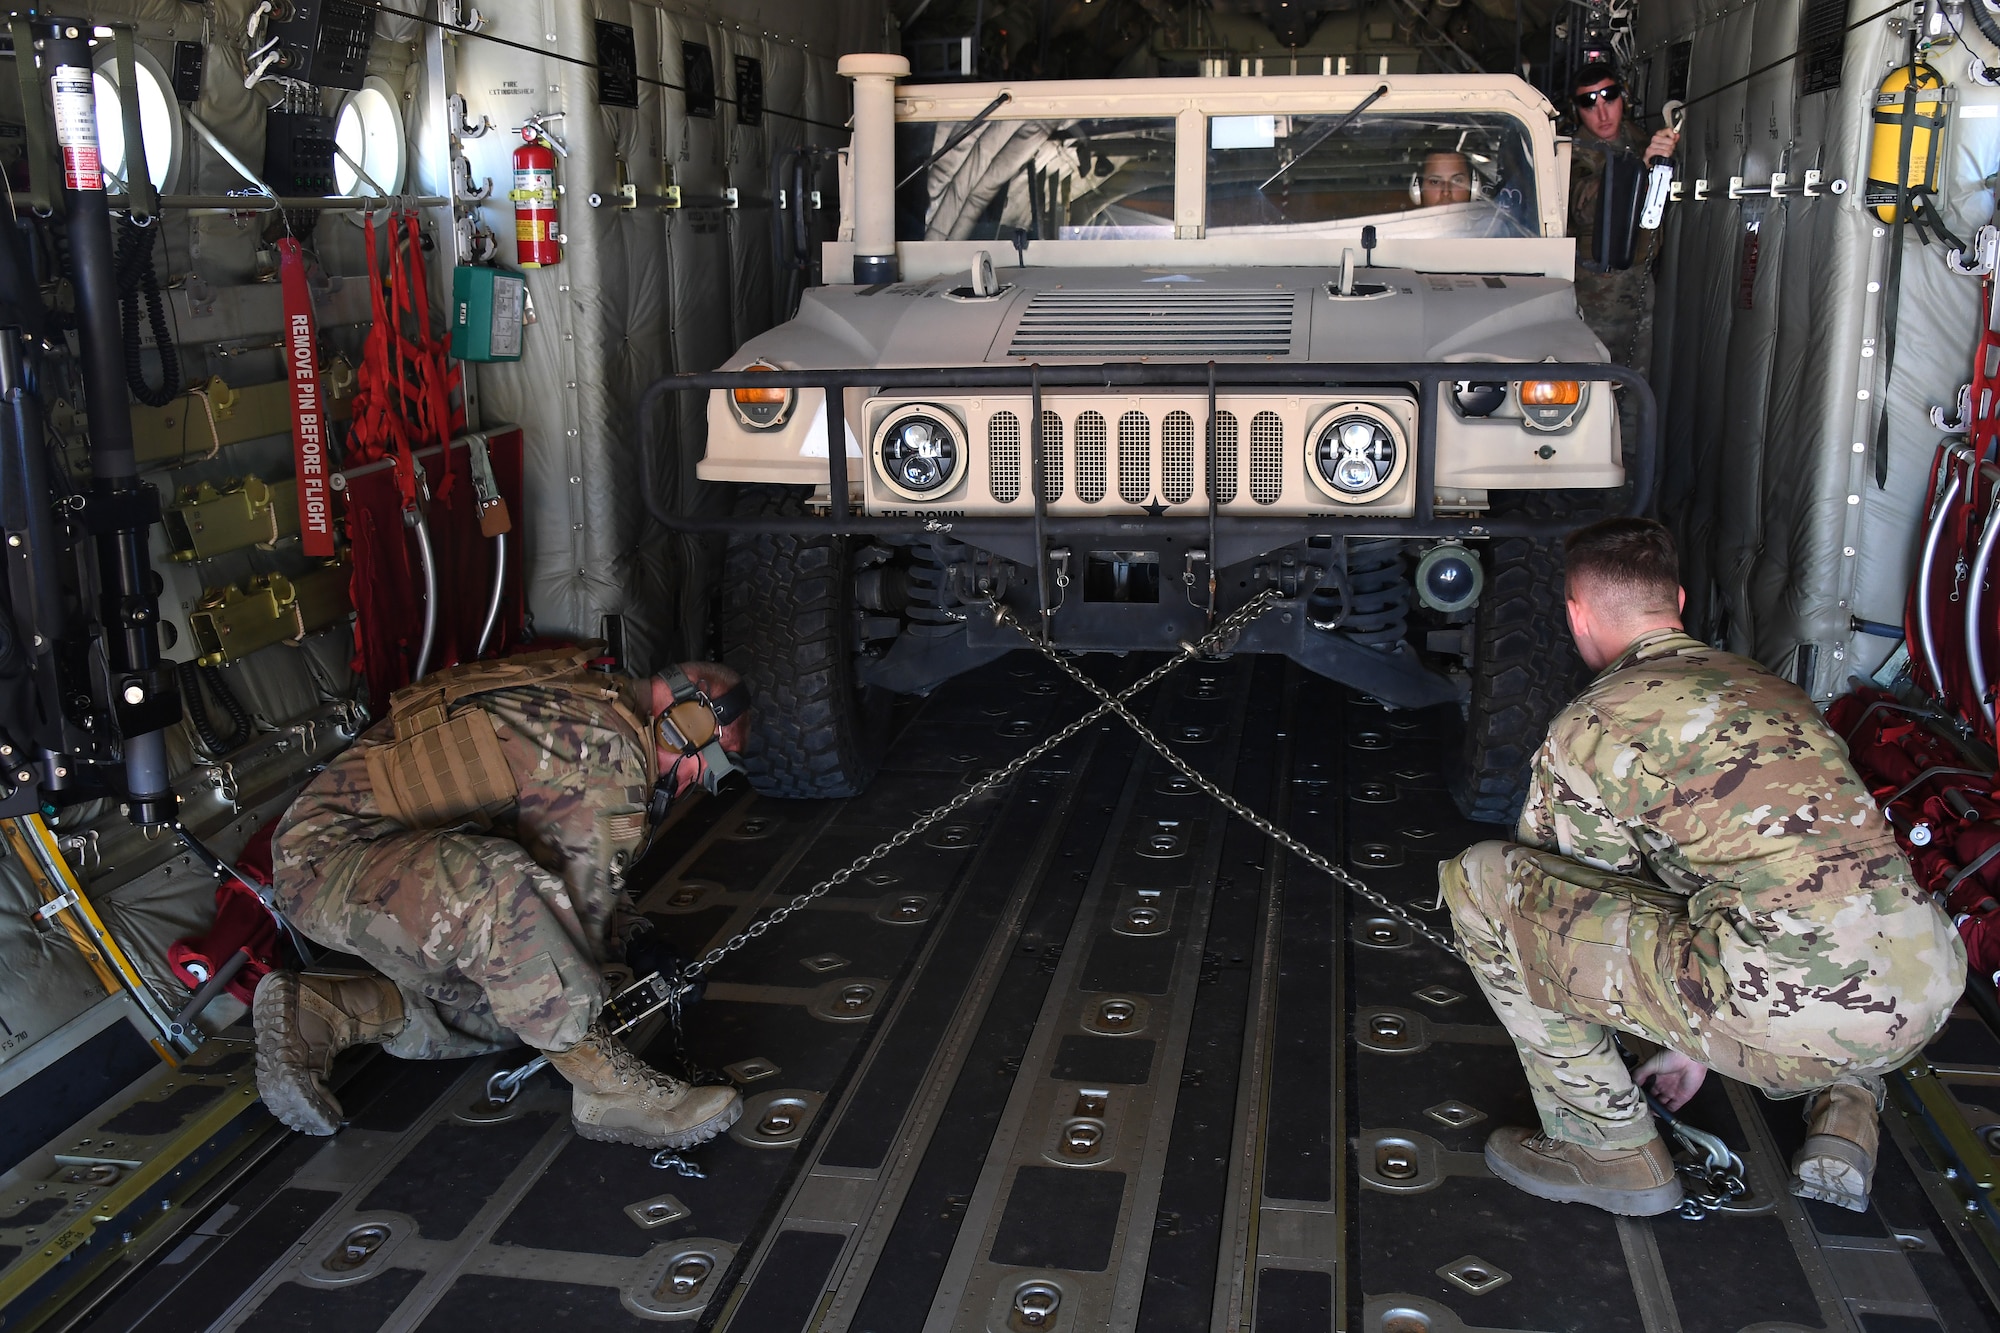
[642,360,1656,544]
[641,361,1654,704]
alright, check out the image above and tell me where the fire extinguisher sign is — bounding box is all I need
[50,65,102,192]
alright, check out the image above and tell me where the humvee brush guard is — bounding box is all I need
[675,59,1654,821]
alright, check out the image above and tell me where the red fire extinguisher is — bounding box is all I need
[511,116,564,268]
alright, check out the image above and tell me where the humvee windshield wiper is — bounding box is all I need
[897,91,1013,191]
[1258,83,1390,191]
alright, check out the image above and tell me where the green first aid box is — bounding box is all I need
[451,266,526,362]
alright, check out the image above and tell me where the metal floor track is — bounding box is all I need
[47,651,2000,1333]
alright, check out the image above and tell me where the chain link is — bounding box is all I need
[986,600,1465,958]
[676,587,1298,983]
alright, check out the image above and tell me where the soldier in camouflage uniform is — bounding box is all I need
[1440,518,1965,1216]
[251,647,751,1151]
[1568,63,1678,470]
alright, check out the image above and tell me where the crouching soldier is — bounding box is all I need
[1441,518,1965,1216]
[252,646,751,1151]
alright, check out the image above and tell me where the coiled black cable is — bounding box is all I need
[114,215,180,408]
[178,660,251,754]
[1970,0,2000,56]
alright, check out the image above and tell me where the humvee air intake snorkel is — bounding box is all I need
[839,52,909,285]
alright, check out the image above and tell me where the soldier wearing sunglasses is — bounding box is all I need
[1567,62,1681,466]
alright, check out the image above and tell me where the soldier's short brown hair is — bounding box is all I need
[1563,517,1680,615]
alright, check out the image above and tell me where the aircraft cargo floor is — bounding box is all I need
[43,651,2000,1333]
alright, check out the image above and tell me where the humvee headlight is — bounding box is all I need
[1515,379,1586,432]
[729,363,795,430]
[1308,405,1407,503]
[875,407,963,499]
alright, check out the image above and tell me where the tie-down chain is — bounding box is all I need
[486,586,1297,1107]
[483,589,1748,1214]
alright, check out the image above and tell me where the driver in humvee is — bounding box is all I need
[1417,150,1476,206]
[1409,145,1533,238]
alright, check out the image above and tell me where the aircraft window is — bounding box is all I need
[334,79,406,197]
[896,117,1176,242]
[91,55,178,193]
[1205,111,1539,240]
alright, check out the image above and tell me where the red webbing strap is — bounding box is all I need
[1971,275,2000,462]
[349,212,419,510]
[391,214,456,503]
[278,240,336,557]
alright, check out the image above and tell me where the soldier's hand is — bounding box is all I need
[1634,1048,1708,1110]
[1644,127,1680,165]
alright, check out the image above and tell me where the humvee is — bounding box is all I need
[683,58,1651,821]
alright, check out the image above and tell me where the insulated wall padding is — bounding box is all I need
[461,0,860,666]
[1832,20,1997,686]
[721,26,777,349]
[1710,0,1805,654]
[0,849,120,1073]
[1638,0,2000,698]
[1666,12,1758,641]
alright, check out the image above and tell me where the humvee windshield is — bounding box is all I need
[1208,110,1539,238]
[897,116,1177,241]
[894,107,1540,244]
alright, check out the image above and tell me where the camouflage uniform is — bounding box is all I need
[1569,119,1662,476]
[272,675,657,1061]
[1569,119,1661,375]
[1441,629,1965,1146]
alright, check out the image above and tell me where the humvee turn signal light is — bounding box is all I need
[1516,378,1586,432]
[729,364,796,429]
[1516,379,1581,405]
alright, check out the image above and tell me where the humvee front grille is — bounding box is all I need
[1161,411,1194,504]
[1250,410,1284,505]
[1118,412,1150,505]
[1214,411,1239,503]
[966,404,1277,509]
[1040,411,1065,501]
[1076,411,1108,503]
[989,411,1021,503]
[1004,290,1297,358]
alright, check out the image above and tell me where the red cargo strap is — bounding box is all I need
[278,239,336,557]
[347,211,420,510]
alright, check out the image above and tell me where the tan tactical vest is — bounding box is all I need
[363,645,656,830]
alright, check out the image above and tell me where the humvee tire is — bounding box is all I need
[720,486,891,797]
[1450,493,1587,825]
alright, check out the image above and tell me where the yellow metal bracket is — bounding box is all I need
[164,476,300,562]
[130,366,357,469]
[188,563,351,666]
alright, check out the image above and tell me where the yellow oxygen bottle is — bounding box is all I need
[1867,61,1949,224]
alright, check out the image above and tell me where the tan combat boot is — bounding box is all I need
[1790,1083,1878,1212]
[545,1022,742,1150]
[252,970,406,1135]
[1485,1126,1685,1215]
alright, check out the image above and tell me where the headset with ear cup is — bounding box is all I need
[1410,158,1487,204]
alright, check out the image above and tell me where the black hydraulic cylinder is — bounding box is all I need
[41,19,176,824]
[0,333,69,751]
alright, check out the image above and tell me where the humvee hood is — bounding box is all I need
[726,265,1604,370]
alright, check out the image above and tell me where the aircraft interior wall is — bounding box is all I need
[0,0,883,1092]
[1639,0,2000,698]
